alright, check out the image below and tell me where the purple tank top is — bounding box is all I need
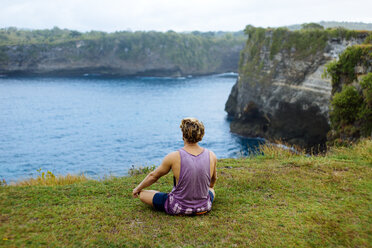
[164,148,212,215]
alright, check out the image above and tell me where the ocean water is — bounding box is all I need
[0,74,263,182]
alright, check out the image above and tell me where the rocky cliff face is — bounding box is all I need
[0,35,244,77]
[225,27,369,150]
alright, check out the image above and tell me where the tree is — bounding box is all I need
[301,23,324,30]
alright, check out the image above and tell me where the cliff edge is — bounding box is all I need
[225,26,369,150]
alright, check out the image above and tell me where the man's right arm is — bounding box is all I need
[132,152,174,197]
[210,151,217,188]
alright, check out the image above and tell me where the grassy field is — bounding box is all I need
[0,140,371,247]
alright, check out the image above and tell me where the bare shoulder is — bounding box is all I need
[164,151,180,163]
[209,150,217,162]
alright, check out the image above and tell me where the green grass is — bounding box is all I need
[0,140,371,247]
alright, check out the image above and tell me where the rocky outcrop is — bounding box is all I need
[325,43,372,144]
[225,27,369,150]
[0,34,244,77]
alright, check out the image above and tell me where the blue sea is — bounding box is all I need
[0,74,263,182]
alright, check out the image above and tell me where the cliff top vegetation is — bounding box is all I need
[0,139,371,247]
[243,25,370,60]
[238,25,371,83]
[0,27,245,47]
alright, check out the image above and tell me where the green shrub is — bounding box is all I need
[328,73,372,144]
[330,85,363,127]
[323,45,372,88]
[364,34,372,44]
[301,23,324,30]
[0,48,8,63]
[358,73,372,135]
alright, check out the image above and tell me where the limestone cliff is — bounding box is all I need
[225,26,369,150]
[0,30,245,77]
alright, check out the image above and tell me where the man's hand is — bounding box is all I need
[132,187,141,198]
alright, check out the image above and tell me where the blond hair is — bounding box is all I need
[180,117,205,143]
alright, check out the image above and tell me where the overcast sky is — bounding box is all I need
[1,0,371,32]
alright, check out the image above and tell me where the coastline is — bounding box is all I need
[0,71,239,79]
